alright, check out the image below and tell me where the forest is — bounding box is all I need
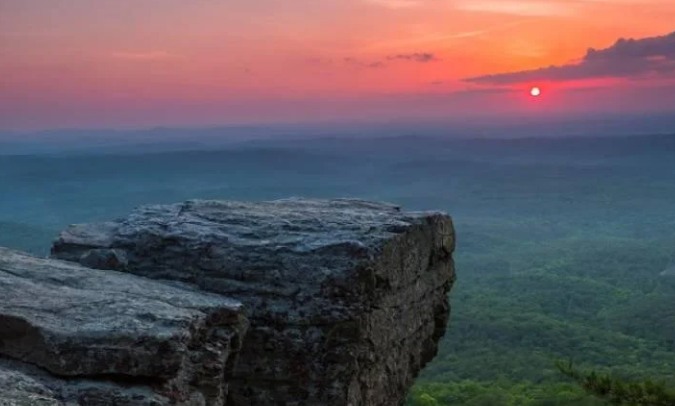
[406,136,675,405]
[1,133,674,405]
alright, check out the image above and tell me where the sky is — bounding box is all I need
[1,0,675,130]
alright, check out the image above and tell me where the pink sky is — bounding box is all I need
[1,0,675,130]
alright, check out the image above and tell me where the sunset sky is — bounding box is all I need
[2,0,675,130]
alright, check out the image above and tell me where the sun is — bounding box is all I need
[530,87,541,97]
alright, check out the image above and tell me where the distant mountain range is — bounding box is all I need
[1,112,674,155]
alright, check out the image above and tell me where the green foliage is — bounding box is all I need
[409,215,675,406]
[556,362,675,405]
[409,379,606,406]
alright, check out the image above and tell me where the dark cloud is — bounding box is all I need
[387,53,439,63]
[341,52,438,69]
[343,57,385,68]
[464,31,675,85]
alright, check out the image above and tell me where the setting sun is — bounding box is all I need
[530,87,542,97]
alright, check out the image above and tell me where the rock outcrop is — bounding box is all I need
[52,198,456,406]
[0,247,248,406]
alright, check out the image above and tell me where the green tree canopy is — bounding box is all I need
[556,361,675,406]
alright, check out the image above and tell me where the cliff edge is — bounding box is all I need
[52,198,456,406]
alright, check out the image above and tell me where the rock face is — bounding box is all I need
[52,198,457,406]
[0,247,248,406]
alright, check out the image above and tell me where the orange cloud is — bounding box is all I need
[454,0,578,16]
[365,0,421,9]
[465,30,675,85]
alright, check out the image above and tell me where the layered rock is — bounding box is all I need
[52,198,456,406]
[0,247,248,406]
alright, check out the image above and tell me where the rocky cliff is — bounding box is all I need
[0,247,248,406]
[52,198,456,406]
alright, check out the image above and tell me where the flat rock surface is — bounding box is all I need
[53,198,457,406]
[0,247,248,406]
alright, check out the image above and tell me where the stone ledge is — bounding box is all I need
[52,198,456,406]
[0,247,248,406]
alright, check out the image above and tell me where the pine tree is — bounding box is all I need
[556,361,675,406]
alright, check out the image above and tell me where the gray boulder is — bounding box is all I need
[0,247,248,406]
[52,198,457,406]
